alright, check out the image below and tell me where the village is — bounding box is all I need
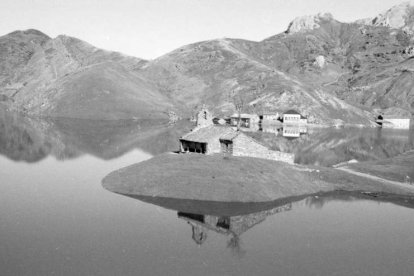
[178,106,412,164]
[178,107,311,164]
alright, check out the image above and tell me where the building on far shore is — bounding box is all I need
[230,113,260,128]
[376,114,411,129]
[283,110,307,124]
[179,125,294,163]
[260,112,282,122]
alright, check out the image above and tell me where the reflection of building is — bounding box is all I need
[179,126,294,163]
[282,125,308,138]
[261,124,283,135]
[230,114,260,128]
[283,110,307,125]
[178,203,292,248]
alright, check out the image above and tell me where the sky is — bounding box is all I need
[0,0,409,59]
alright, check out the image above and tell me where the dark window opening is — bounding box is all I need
[217,217,230,229]
[220,140,233,154]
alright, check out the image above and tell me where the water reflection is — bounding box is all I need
[178,203,292,256]
[0,108,192,162]
[247,125,414,166]
[2,107,413,167]
[118,191,414,257]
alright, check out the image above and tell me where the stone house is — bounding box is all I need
[179,126,235,154]
[260,112,281,122]
[179,125,294,163]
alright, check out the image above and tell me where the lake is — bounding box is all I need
[1,113,414,275]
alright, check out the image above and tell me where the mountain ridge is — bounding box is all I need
[1,1,413,122]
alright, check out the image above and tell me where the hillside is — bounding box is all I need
[0,2,413,121]
[0,31,172,120]
[141,38,373,125]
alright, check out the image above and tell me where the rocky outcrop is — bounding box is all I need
[286,13,334,34]
[371,1,414,33]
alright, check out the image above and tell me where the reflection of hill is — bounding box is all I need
[0,109,192,162]
[249,127,414,166]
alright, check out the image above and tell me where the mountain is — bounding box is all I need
[0,30,173,120]
[140,38,372,125]
[226,7,414,114]
[1,2,413,122]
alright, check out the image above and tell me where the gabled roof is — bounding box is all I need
[180,125,236,143]
[219,132,241,141]
[284,109,307,119]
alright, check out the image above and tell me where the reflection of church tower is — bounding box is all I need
[190,222,208,245]
[196,105,213,128]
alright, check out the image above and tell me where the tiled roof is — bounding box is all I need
[219,132,240,141]
[180,125,236,143]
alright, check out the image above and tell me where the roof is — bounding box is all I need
[284,109,307,119]
[283,109,300,115]
[180,125,237,143]
[219,132,241,141]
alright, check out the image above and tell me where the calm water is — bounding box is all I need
[1,112,414,275]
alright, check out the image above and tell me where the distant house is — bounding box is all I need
[376,114,411,129]
[283,110,307,124]
[260,112,281,122]
[179,126,235,154]
[230,113,260,128]
[179,125,294,163]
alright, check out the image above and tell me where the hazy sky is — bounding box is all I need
[0,0,408,59]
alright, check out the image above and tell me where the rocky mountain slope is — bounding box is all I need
[0,30,173,120]
[1,2,413,122]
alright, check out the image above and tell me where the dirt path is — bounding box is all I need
[336,166,414,191]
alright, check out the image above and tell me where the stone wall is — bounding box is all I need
[232,134,294,164]
[206,139,222,154]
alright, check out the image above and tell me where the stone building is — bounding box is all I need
[179,125,294,163]
[260,112,282,122]
[179,126,235,154]
[196,106,213,128]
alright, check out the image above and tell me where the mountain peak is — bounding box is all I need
[285,13,334,34]
[371,1,414,32]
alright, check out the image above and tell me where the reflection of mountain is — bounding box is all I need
[248,127,414,166]
[0,108,192,162]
